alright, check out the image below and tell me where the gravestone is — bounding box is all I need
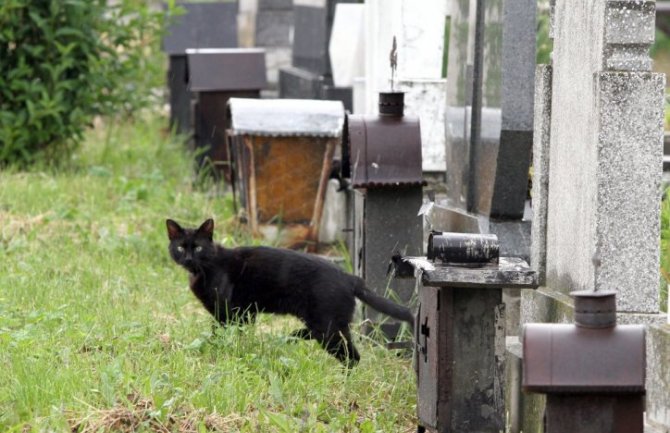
[518,0,669,431]
[162,1,239,134]
[396,79,447,173]
[328,4,365,89]
[255,0,293,88]
[187,49,266,179]
[278,0,356,111]
[432,0,535,348]
[444,0,535,224]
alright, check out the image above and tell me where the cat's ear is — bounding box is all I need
[197,218,214,240]
[166,219,184,241]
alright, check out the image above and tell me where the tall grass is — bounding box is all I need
[0,114,416,432]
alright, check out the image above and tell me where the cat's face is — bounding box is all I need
[166,219,216,273]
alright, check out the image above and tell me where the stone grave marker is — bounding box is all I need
[186,48,266,180]
[517,0,669,431]
[279,0,356,111]
[255,0,293,88]
[162,1,239,134]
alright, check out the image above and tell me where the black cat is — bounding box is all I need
[166,218,414,366]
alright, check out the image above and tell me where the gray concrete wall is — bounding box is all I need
[518,0,668,431]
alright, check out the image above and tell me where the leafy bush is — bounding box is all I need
[0,0,166,166]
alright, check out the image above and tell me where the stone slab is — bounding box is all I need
[320,85,353,112]
[646,324,670,432]
[501,0,536,132]
[328,4,365,88]
[255,9,293,47]
[167,55,191,135]
[363,187,423,324]
[318,179,347,244]
[489,129,533,219]
[258,0,293,10]
[504,337,547,433]
[163,2,239,55]
[489,219,531,263]
[543,0,663,314]
[396,79,448,173]
[264,47,292,87]
[591,72,665,312]
[278,66,322,100]
[397,0,447,80]
[292,1,359,76]
[530,64,552,286]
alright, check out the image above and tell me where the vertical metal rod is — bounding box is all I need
[468,0,486,213]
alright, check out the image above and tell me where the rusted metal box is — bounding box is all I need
[397,232,538,432]
[344,92,424,337]
[523,291,646,433]
[187,48,267,179]
[162,1,238,134]
[227,98,345,246]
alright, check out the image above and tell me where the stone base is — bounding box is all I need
[647,324,670,432]
[279,66,322,99]
[489,219,531,263]
[396,78,448,173]
[264,47,292,88]
[505,337,546,433]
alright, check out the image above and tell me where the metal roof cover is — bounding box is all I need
[523,323,646,393]
[348,114,423,188]
[186,49,267,92]
[162,2,239,55]
[227,98,345,137]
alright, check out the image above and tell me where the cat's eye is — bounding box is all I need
[194,246,203,253]
[177,246,185,253]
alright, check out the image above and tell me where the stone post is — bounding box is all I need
[521,0,668,430]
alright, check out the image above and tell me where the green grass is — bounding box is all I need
[0,114,416,432]
[660,187,670,313]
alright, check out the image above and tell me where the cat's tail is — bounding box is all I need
[353,280,414,328]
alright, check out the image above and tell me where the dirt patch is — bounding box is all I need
[68,392,243,433]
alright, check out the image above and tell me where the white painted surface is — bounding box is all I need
[397,78,448,172]
[294,0,326,7]
[319,179,347,244]
[363,0,448,114]
[329,4,365,87]
[398,0,447,79]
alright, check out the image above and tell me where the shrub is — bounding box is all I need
[0,0,166,166]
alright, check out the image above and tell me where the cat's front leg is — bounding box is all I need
[212,272,235,325]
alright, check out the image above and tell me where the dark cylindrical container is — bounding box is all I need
[571,290,617,328]
[378,91,404,116]
[427,232,499,266]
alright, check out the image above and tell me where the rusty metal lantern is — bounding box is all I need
[186,48,267,180]
[343,92,425,337]
[523,290,646,433]
[227,98,345,247]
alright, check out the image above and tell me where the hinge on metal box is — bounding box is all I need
[420,317,430,362]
